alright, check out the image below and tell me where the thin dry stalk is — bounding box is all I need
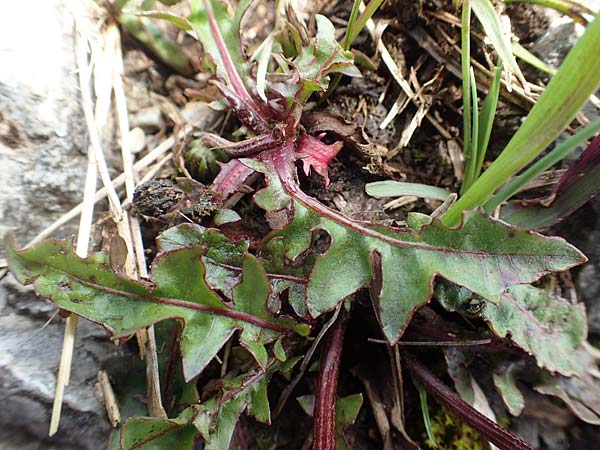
[27,136,176,247]
[361,2,415,100]
[98,370,121,427]
[49,15,112,436]
[274,304,342,417]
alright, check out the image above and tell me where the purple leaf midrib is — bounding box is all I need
[48,270,293,334]
[281,171,574,260]
[203,0,264,121]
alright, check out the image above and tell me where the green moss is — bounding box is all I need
[423,406,485,450]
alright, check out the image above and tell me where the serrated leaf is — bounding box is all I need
[291,15,361,101]
[297,133,343,187]
[249,147,584,343]
[187,0,270,132]
[194,358,300,449]
[156,223,309,318]
[260,188,584,343]
[121,407,197,450]
[437,283,588,376]
[5,235,307,381]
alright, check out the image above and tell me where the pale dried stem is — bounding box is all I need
[361,1,434,151]
[220,338,233,378]
[111,24,167,419]
[98,371,121,427]
[49,13,113,436]
[27,137,176,247]
[361,1,415,100]
[76,21,122,221]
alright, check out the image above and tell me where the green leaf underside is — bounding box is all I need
[262,197,584,343]
[121,407,196,450]
[365,181,451,201]
[291,15,360,99]
[534,373,600,425]
[121,358,298,450]
[437,283,587,376]
[493,367,525,416]
[188,0,250,81]
[5,235,307,381]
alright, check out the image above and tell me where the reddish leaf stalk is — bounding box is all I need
[313,310,349,450]
[404,354,534,450]
[203,0,264,123]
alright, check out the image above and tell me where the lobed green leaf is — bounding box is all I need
[261,195,585,343]
[291,15,360,102]
[534,372,600,425]
[5,234,307,381]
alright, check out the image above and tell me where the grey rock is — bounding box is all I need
[0,1,87,244]
[0,1,120,449]
[0,275,121,450]
[131,106,164,133]
[529,19,578,68]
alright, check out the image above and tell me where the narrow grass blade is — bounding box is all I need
[366,181,451,200]
[128,10,193,31]
[512,41,557,75]
[487,117,600,210]
[118,14,194,75]
[346,0,386,47]
[464,67,480,190]
[475,65,502,175]
[461,0,473,195]
[342,0,362,50]
[472,0,527,88]
[325,0,384,99]
[443,12,600,226]
[419,386,438,447]
[501,134,600,229]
